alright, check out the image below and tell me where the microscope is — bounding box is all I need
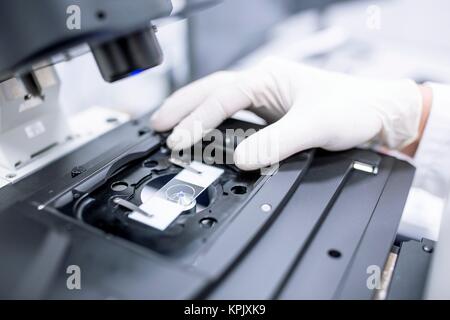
[0,0,422,300]
[0,0,171,176]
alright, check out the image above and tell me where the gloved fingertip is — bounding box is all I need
[150,110,159,122]
[234,159,259,171]
[166,133,181,150]
[166,129,194,151]
[233,143,265,171]
[149,111,163,129]
[150,110,176,133]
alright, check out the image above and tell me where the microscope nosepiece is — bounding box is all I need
[91,26,163,82]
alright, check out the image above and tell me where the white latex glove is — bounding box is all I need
[150,58,423,170]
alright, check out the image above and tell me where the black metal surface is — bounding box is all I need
[208,149,415,300]
[0,0,172,82]
[195,154,312,283]
[91,26,163,82]
[387,238,435,300]
[0,117,415,299]
[208,150,344,299]
[55,148,263,259]
[336,159,415,299]
[0,118,157,212]
[0,202,206,299]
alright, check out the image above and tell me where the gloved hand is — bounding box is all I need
[150,58,423,170]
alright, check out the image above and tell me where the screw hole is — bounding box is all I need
[143,160,158,168]
[138,128,151,136]
[111,181,128,192]
[96,10,106,20]
[231,185,247,195]
[328,249,342,259]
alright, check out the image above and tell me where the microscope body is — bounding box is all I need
[0,0,172,82]
[0,0,172,172]
[0,67,69,170]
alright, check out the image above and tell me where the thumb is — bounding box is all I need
[233,113,322,171]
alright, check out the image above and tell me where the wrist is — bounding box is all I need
[401,84,433,156]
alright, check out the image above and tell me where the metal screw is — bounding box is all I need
[199,217,217,229]
[261,204,272,212]
[423,245,433,253]
[160,146,170,154]
[71,166,86,178]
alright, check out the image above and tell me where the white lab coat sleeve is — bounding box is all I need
[421,84,450,299]
[399,83,450,241]
[414,83,450,198]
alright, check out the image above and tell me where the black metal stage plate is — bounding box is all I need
[0,116,415,299]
